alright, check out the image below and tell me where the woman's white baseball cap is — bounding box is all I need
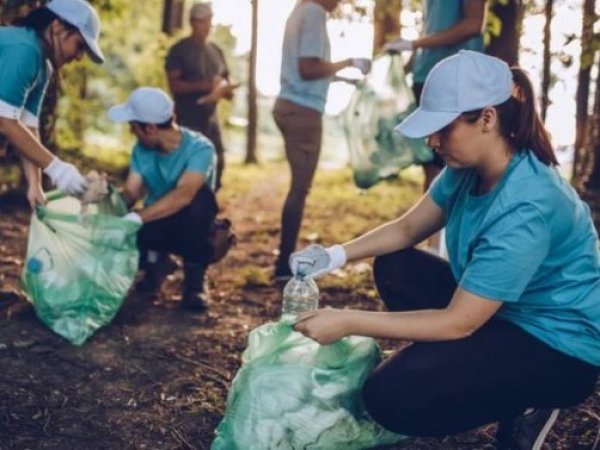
[396,50,513,139]
[108,87,174,124]
[47,0,104,64]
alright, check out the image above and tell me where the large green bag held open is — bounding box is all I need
[342,54,433,190]
[212,321,404,450]
[21,189,140,345]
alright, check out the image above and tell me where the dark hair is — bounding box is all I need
[460,67,558,166]
[13,7,78,34]
[131,117,175,130]
[14,7,80,70]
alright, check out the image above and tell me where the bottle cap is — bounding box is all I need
[27,257,42,274]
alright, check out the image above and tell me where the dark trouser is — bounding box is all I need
[137,186,218,265]
[362,248,598,437]
[272,98,322,267]
[201,119,225,192]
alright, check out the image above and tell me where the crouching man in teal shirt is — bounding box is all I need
[109,87,217,312]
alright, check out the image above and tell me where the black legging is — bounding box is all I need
[362,248,598,437]
[137,186,218,265]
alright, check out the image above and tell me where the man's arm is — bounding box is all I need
[166,69,216,96]
[413,0,486,50]
[136,171,205,223]
[121,171,146,209]
[298,57,353,80]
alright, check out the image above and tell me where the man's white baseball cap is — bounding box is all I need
[396,50,513,139]
[190,2,213,19]
[108,87,175,124]
[46,0,104,64]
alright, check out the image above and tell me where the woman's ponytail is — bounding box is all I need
[495,68,558,166]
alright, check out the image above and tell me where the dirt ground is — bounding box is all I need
[1,171,599,450]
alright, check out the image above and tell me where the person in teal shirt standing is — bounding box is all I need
[385,0,485,251]
[109,87,218,312]
[0,0,105,207]
[290,51,599,449]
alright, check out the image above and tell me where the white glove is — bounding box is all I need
[123,212,143,224]
[289,244,347,279]
[383,37,413,53]
[350,58,372,75]
[43,157,88,196]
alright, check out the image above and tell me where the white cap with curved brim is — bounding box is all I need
[190,2,213,19]
[46,0,104,64]
[395,50,513,139]
[107,87,174,124]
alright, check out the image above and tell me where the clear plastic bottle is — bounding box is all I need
[281,272,319,322]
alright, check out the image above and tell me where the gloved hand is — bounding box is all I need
[123,212,143,224]
[383,37,413,53]
[289,244,347,279]
[43,157,88,196]
[350,58,372,75]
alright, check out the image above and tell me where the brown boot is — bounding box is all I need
[181,262,209,312]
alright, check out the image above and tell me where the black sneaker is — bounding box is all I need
[496,408,559,450]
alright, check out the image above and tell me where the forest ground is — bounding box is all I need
[0,161,598,450]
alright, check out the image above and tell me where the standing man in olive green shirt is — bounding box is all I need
[165,2,237,191]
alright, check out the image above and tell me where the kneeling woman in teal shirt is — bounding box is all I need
[0,0,105,206]
[290,51,600,449]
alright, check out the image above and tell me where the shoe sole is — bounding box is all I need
[532,409,559,450]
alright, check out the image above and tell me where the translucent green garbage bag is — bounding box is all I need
[212,321,404,450]
[21,189,140,345]
[342,54,433,190]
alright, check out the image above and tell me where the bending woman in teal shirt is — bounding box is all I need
[0,0,104,207]
[290,51,600,449]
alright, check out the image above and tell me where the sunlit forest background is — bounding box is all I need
[1,0,598,182]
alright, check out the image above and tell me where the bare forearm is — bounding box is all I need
[414,18,483,50]
[0,119,54,168]
[345,309,474,341]
[19,155,41,185]
[299,58,352,80]
[138,187,195,223]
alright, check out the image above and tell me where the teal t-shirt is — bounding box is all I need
[131,127,216,206]
[0,27,49,126]
[412,0,484,84]
[278,1,331,113]
[430,151,600,366]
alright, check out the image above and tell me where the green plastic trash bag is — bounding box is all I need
[212,321,404,450]
[21,189,140,345]
[343,54,433,190]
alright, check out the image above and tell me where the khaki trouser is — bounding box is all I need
[272,98,323,268]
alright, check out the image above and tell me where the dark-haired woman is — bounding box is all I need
[0,0,104,207]
[290,51,600,449]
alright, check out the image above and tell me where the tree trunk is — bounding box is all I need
[571,0,596,184]
[485,0,524,67]
[540,0,554,122]
[245,0,258,164]
[162,0,185,35]
[373,0,401,52]
[583,54,600,190]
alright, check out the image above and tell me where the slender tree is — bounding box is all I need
[373,0,401,52]
[245,0,258,164]
[572,0,596,184]
[486,0,524,67]
[583,54,600,190]
[540,0,554,122]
